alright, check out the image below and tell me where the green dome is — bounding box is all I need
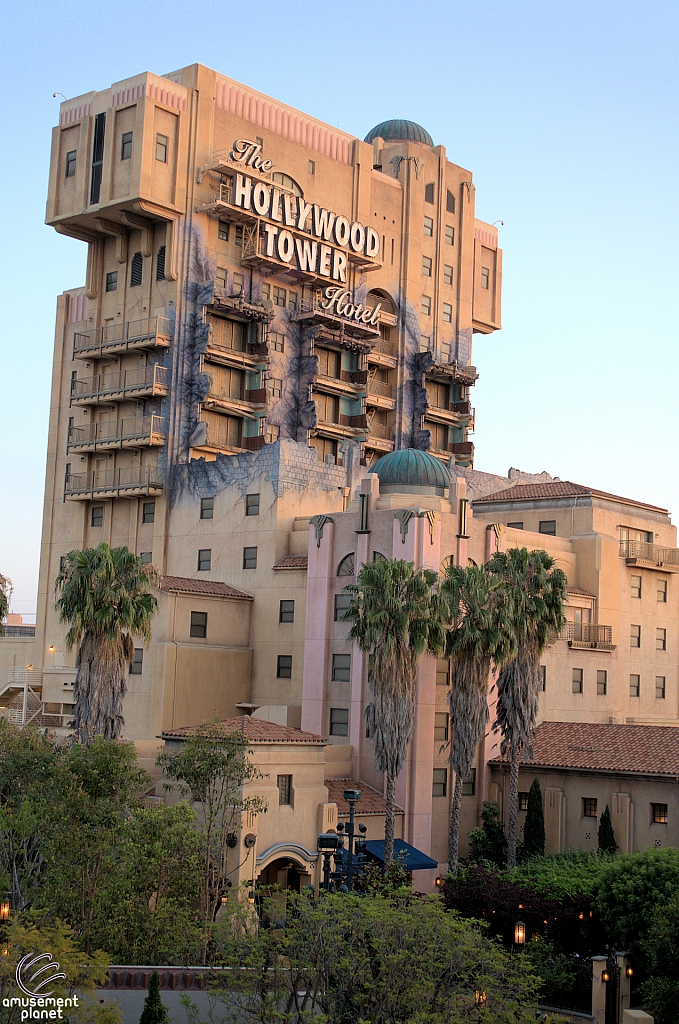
[369,448,451,496]
[364,120,434,147]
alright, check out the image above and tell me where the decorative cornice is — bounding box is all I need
[310,514,334,547]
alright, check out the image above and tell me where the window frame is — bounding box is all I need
[630,624,641,648]
[105,271,118,292]
[422,255,433,277]
[656,627,667,651]
[334,593,351,621]
[142,501,155,524]
[462,768,476,796]
[597,669,607,696]
[434,712,449,741]
[329,707,349,736]
[424,215,434,237]
[190,611,207,638]
[121,131,133,161]
[129,648,143,675]
[657,578,668,602]
[432,768,448,797]
[155,133,168,163]
[421,295,432,316]
[519,792,529,812]
[442,302,453,323]
[572,668,584,694]
[279,599,295,623]
[332,653,351,682]
[631,574,642,599]
[245,493,260,516]
[538,520,557,535]
[630,673,640,697]
[582,798,598,818]
[444,224,454,245]
[65,150,77,178]
[277,774,293,805]
[277,655,292,679]
[481,266,490,289]
[656,675,666,699]
[652,802,668,824]
[200,497,214,520]
[197,548,212,572]
[243,546,258,569]
[91,505,104,528]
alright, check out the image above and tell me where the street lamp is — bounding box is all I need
[317,832,340,891]
[514,920,526,946]
[0,902,9,922]
[342,789,364,892]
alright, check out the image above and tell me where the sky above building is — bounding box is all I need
[1,0,678,618]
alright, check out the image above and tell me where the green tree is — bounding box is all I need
[55,543,158,743]
[597,805,618,855]
[343,558,445,864]
[157,721,266,956]
[441,564,516,874]
[523,777,545,860]
[468,801,507,868]
[639,891,679,1024]
[487,548,567,867]
[139,971,169,1024]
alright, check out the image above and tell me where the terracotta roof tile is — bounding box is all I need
[162,715,326,743]
[567,585,596,598]
[159,575,252,599]
[273,555,308,570]
[490,721,679,776]
[472,480,667,514]
[325,777,404,816]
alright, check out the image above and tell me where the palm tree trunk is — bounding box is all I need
[447,772,463,874]
[506,744,520,868]
[384,772,396,864]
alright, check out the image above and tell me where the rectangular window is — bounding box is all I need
[155,133,168,162]
[140,552,152,563]
[443,264,453,285]
[65,150,77,177]
[440,340,451,362]
[91,505,104,527]
[656,676,666,699]
[424,216,434,237]
[658,579,668,602]
[539,520,556,535]
[445,224,454,245]
[631,575,642,599]
[197,549,211,571]
[420,335,431,352]
[329,708,349,736]
[90,111,106,205]
[273,286,287,307]
[657,627,667,650]
[432,768,447,797]
[279,600,294,623]
[277,655,292,678]
[190,611,207,638]
[653,803,668,823]
[269,378,283,398]
[216,267,227,290]
[200,497,214,520]
[422,255,432,276]
[539,665,546,692]
[265,424,280,444]
[572,668,583,694]
[243,546,257,569]
[218,220,229,241]
[462,768,476,796]
[597,670,607,695]
[442,302,453,323]
[245,493,260,516]
[630,673,640,697]
[270,332,285,352]
[142,501,155,524]
[583,798,598,818]
[435,659,449,687]
[105,271,117,292]
[308,159,315,175]
[130,252,143,287]
[235,225,243,247]
[425,182,435,204]
[421,295,432,316]
[446,189,456,214]
[233,272,244,294]
[434,712,449,741]
[481,267,490,289]
[121,131,133,161]
[288,290,299,311]
[508,522,524,530]
[332,653,351,682]
[156,245,166,282]
[129,649,143,675]
[261,283,270,300]
[630,624,641,648]
[519,792,529,812]
[277,774,292,805]
[334,593,351,621]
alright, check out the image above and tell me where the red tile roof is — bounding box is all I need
[161,715,326,744]
[567,585,596,598]
[325,778,404,816]
[472,480,667,514]
[159,575,252,599]
[273,555,308,570]
[490,721,679,776]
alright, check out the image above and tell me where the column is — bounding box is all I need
[301,519,334,736]
[349,530,370,774]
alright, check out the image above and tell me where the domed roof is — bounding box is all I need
[368,448,451,496]
[364,120,434,147]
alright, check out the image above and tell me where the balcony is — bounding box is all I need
[561,622,616,651]
[70,365,169,406]
[65,466,164,500]
[73,317,171,360]
[427,362,479,387]
[620,540,679,572]
[241,434,267,451]
[204,342,267,373]
[339,413,368,430]
[366,377,396,412]
[449,441,474,461]
[212,288,273,324]
[293,298,380,341]
[314,370,368,399]
[425,402,475,427]
[67,415,166,454]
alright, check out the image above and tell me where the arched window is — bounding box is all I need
[373,551,387,563]
[272,172,303,197]
[337,553,355,577]
[440,555,453,576]
[367,289,396,316]
[468,557,478,568]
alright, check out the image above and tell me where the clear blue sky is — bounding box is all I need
[1,0,678,618]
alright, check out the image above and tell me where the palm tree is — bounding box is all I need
[441,564,516,874]
[55,543,158,744]
[488,548,568,867]
[343,558,445,864]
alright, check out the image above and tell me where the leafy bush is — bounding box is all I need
[507,851,609,902]
[468,801,508,868]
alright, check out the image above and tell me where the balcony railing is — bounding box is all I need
[449,441,474,457]
[67,415,166,452]
[241,435,266,451]
[620,540,679,566]
[368,378,395,400]
[1,625,36,638]
[366,419,392,440]
[451,400,472,416]
[73,317,172,359]
[368,338,397,359]
[71,365,169,404]
[65,466,164,499]
[561,622,615,649]
[339,413,368,429]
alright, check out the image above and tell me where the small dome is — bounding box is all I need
[369,448,451,496]
[364,120,434,147]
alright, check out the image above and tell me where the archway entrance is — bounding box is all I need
[257,857,307,892]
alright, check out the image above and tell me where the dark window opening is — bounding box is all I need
[156,245,166,281]
[277,774,292,805]
[424,182,435,204]
[583,798,597,818]
[197,549,211,571]
[190,611,207,638]
[245,493,260,516]
[142,501,155,524]
[462,769,476,796]
[91,505,104,527]
[200,497,214,520]
[105,271,117,292]
[243,546,257,569]
[129,649,143,675]
[277,655,292,678]
[334,593,351,621]
[539,520,556,535]
[140,552,152,564]
[329,708,349,736]
[130,252,143,287]
[90,112,106,205]
[332,653,351,681]
[65,150,77,178]
[432,768,447,797]
[446,189,456,214]
[519,792,529,811]
[121,131,133,160]
[279,600,295,623]
[653,803,668,823]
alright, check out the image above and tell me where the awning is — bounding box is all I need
[364,839,438,871]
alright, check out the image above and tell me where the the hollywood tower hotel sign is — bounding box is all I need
[228,140,380,283]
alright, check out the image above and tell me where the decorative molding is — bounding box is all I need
[422,510,439,544]
[394,509,417,543]
[256,842,318,867]
[66,290,88,325]
[59,100,92,126]
[310,514,334,547]
[474,222,499,248]
[111,80,187,112]
[215,77,354,166]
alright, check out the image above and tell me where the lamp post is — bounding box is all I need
[317,791,368,893]
[514,920,526,947]
[317,832,340,891]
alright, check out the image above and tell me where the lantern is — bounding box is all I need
[514,920,526,945]
[602,968,610,984]
[626,965,633,978]
[475,990,487,1006]
[0,902,9,922]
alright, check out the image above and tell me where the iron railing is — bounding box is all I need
[368,378,395,399]
[562,622,614,646]
[620,539,679,565]
[67,415,166,451]
[71,365,169,403]
[73,316,172,357]
[366,420,392,440]
[1,625,36,638]
[65,466,163,498]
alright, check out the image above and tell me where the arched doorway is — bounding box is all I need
[257,857,306,892]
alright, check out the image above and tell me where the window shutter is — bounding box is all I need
[130,252,143,287]
[156,246,166,281]
[446,189,456,214]
[424,182,435,204]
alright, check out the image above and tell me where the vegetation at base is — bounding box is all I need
[468,801,508,869]
[597,804,618,854]
[139,971,169,1024]
[523,778,545,859]
[506,850,608,902]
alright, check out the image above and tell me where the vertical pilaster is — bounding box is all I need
[301,519,335,736]
[350,530,371,773]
